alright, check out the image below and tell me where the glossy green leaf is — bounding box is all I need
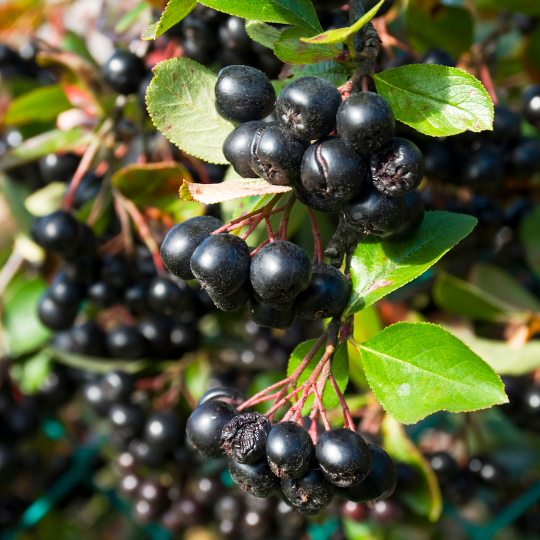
[301,0,384,45]
[3,84,71,125]
[287,339,349,415]
[520,206,540,279]
[24,182,66,217]
[372,65,494,137]
[406,0,474,59]
[345,211,477,316]
[245,20,282,50]
[198,0,323,33]
[433,272,512,322]
[2,276,51,357]
[142,0,197,40]
[0,128,94,172]
[146,58,235,164]
[185,357,212,401]
[381,416,442,521]
[274,61,354,94]
[358,322,508,424]
[274,26,337,65]
[17,349,53,395]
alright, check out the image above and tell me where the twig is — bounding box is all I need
[329,373,355,431]
[307,207,322,264]
[0,249,24,297]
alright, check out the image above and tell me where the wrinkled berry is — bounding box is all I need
[221,412,271,464]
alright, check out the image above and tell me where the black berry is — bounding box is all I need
[223,121,265,178]
[101,371,134,403]
[419,47,455,67]
[148,276,186,313]
[198,387,244,407]
[106,324,147,360]
[207,282,251,312]
[218,17,252,53]
[489,105,521,143]
[108,403,144,439]
[506,137,540,179]
[229,458,280,498]
[48,272,84,307]
[294,179,343,214]
[143,411,182,451]
[39,153,80,183]
[220,412,271,464]
[37,293,77,331]
[31,211,81,256]
[388,189,425,240]
[70,321,106,356]
[522,85,540,128]
[281,466,336,514]
[102,49,146,95]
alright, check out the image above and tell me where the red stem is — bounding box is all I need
[265,217,274,242]
[479,61,498,105]
[307,207,323,264]
[312,383,331,431]
[329,373,355,431]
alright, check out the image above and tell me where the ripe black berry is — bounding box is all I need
[220,412,271,464]
[39,152,80,183]
[276,77,342,141]
[281,466,336,514]
[130,439,167,469]
[70,321,106,356]
[339,443,396,502]
[266,421,313,479]
[506,137,540,179]
[106,324,147,360]
[48,272,84,307]
[296,265,349,320]
[109,403,144,439]
[223,121,265,178]
[388,189,425,240]
[207,283,251,312]
[461,143,504,192]
[102,49,146,95]
[419,47,455,67]
[161,216,223,280]
[294,180,343,213]
[343,186,405,237]
[198,386,244,407]
[31,211,81,255]
[301,137,367,203]
[316,428,371,488]
[123,282,149,313]
[229,458,280,498]
[186,400,237,458]
[337,92,395,154]
[148,276,186,313]
[370,138,424,197]
[101,371,134,404]
[170,321,200,356]
[100,255,130,289]
[249,299,297,330]
[191,233,251,296]
[250,123,306,186]
[423,140,457,182]
[250,241,311,305]
[181,14,217,49]
[38,293,77,331]
[215,65,276,123]
[428,451,458,480]
[87,281,119,308]
[489,105,521,143]
[138,314,173,358]
[522,85,540,128]
[82,381,110,416]
[143,411,182,451]
[218,17,252,53]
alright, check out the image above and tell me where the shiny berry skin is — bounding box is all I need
[388,189,425,240]
[186,400,237,458]
[148,276,185,313]
[428,451,458,481]
[296,265,349,320]
[468,456,508,487]
[138,314,172,358]
[82,381,110,416]
[506,137,540,179]
[229,458,280,498]
[49,272,84,307]
[198,387,244,407]
[191,233,251,296]
[422,140,456,182]
[70,321,106,356]
[337,92,395,154]
[316,428,372,488]
[461,143,504,191]
[370,137,424,197]
[170,321,200,356]
[250,241,311,304]
[250,123,306,186]
[522,85,540,128]
[294,180,343,214]
[129,439,167,469]
[419,47,455,67]
[161,216,223,280]
[87,281,119,308]
[266,421,313,479]
[276,77,342,141]
[489,105,521,143]
[181,14,217,49]
[249,299,297,330]
[221,412,271,464]
[109,403,144,439]
[223,121,265,178]
[31,211,81,255]
[106,324,147,360]
[101,371,134,404]
[143,411,182,451]
[138,479,168,511]
[301,137,367,203]
[215,65,276,123]
[218,16,252,53]
[102,49,146,95]
[207,283,251,312]
[282,466,336,514]
[39,152,80,183]
[339,443,396,502]
[343,186,405,237]
[123,282,149,313]
[342,500,369,521]
[38,293,77,331]
[100,255,130,289]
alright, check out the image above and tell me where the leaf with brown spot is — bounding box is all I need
[180,178,292,204]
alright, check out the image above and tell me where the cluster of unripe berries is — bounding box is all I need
[31,210,200,360]
[160,214,349,330]
[219,65,426,239]
[186,387,397,515]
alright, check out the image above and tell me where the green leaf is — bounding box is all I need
[470,263,540,312]
[199,0,323,33]
[520,206,540,279]
[381,416,442,521]
[372,65,494,137]
[448,325,540,376]
[274,26,337,65]
[2,276,51,357]
[343,520,383,540]
[0,128,94,172]
[116,1,150,34]
[17,349,53,395]
[433,272,513,322]
[275,61,354,93]
[245,20,282,49]
[301,0,384,45]
[3,84,71,126]
[147,58,235,164]
[24,182,66,217]
[345,211,477,316]
[60,31,97,66]
[185,357,212,400]
[475,0,540,16]
[406,0,474,59]
[358,322,508,424]
[287,339,349,415]
[142,0,197,40]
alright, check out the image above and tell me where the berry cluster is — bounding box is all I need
[186,387,397,515]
